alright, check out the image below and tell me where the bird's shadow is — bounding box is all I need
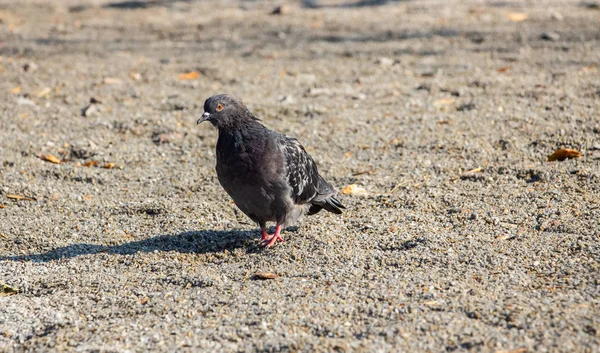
[0,229,265,263]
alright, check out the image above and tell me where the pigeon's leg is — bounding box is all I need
[260,227,270,241]
[262,224,284,247]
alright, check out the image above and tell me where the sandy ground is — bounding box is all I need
[1,0,599,352]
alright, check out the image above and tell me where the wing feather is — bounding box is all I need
[281,137,321,204]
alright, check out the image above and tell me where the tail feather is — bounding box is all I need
[308,195,345,216]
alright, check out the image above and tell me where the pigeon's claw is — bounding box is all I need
[261,225,284,248]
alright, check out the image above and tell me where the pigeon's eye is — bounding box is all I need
[216,103,224,112]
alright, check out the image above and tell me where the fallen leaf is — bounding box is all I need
[548,148,583,161]
[10,86,21,94]
[497,66,512,73]
[36,87,51,98]
[6,194,36,201]
[178,71,200,80]
[102,77,123,85]
[83,195,93,200]
[103,162,117,169]
[0,232,7,239]
[495,234,517,241]
[139,297,148,305]
[494,349,526,353]
[82,160,99,167]
[423,300,439,305]
[254,272,277,280]
[466,167,483,174]
[130,72,142,81]
[341,184,368,196]
[434,98,456,106]
[40,154,61,164]
[507,12,528,22]
[0,204,6,209]
[580,64,597,73]
[0,282,19,296]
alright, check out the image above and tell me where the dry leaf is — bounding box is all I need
[10,86,21,94]
[254,272,277,280]
[497,66,512,73]
[507,12,528,22]
[103,162,117,169]
[83,195,93,200]
[0,232,7,239]
[139,297,148,305]
[495,234,517,241]
[548,148,583,161]
[0,204,6,209]
[103,77,123,85]
[7,194,36,201]
[178,71,200,80]
[466,167,483,174]
[494,349,526,353]
[40,154,61,164]
[341,184,368,196]
[0,282,19,296]
[130,72,142,80]
[36,87,51,98]
[434,98,456,106]
[423,300,440,306]
[580,64,597,73]
[82,160,99,167]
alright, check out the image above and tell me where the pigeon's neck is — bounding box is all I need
[216,121,266,161]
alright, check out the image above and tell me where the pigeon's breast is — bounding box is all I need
[215,130,293,223]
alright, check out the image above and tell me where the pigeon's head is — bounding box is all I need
[197,94,255,128]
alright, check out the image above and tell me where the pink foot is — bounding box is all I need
[262,225,284,248]
[261,228,270,241]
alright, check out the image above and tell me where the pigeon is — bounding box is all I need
[197,94,345,247]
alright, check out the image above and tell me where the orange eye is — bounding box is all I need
[216,103,223,112]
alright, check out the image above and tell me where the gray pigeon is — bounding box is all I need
[197,94,345,247]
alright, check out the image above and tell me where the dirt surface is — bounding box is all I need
[1,0,599,352]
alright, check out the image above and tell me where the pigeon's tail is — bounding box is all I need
[308,195,346,215]
[306,175,346,215]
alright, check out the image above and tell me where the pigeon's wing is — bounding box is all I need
[281,136,321,204]
[280,136,345,214]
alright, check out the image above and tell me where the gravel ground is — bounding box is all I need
[1,0,599,352]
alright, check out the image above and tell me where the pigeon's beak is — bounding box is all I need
[197,112,211,124]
